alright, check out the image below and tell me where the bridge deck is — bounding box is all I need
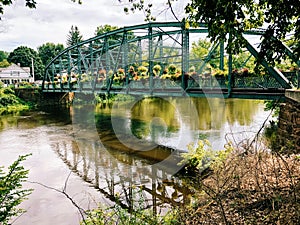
[42,84,285,100]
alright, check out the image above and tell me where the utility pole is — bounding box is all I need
[31,58,35,82]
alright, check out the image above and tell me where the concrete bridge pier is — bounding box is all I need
[277,90,300,153]
[15,88,74,107]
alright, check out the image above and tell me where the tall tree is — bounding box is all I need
[94,24,135,46]
[8,46,44,80]
[190,38,220,71]
[118,0,300,64]
[0,50,8,62]
[94,24,120,46]
[38,42,64,66]
[0,59,10,68]
[95,24,119,36]
[66,25,83,47]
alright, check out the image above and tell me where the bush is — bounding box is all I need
[0,154,32,224]
[179,140,233,175]
[177,145,300,224]
[0,86,31,114]
[82,187,180,225]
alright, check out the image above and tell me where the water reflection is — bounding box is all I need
[0,97,267,219]
[92,97,261,150]
[51,135,192,214]
[0,106,71,131]
[56,96,265,214]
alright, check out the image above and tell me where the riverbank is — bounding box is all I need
[0,84,33,115]
[81,140,300,224]
[177,147,300,224]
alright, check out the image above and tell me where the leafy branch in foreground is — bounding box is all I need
[119,0,300,64]
[0,154,33,225]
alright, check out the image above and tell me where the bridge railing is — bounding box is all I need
[43,69,288,94]
[43,22,298,98]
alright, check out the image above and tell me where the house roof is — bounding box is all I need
[0,63,31,78]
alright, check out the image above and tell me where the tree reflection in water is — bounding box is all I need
[50,96,265,215]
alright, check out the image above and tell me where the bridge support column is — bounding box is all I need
[220,40,225,70]
[148,26,154,94]
[16,89,74,106]
[276,90,300,153]
[123,32,129,94]
[181,23,189,91]
[227,52,233,97]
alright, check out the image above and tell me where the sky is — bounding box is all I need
[0,0,187,52]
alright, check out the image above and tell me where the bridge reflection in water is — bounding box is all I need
[51,135,192,214]
[49,101,198,215]
[48,96,268,215]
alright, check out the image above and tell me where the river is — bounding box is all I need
[0,96,272,225]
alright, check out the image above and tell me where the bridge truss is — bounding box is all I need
[43,22,299,99]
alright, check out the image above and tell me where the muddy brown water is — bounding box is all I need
[0,97,272,224]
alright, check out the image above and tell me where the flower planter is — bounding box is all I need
[141,79,149,88]
[80,82,91,90]
[96,81,105,89]
[71,82,79,90]
[153,78,163,88]
[130,80,144,88]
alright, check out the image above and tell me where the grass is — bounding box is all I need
[0,84,33,115]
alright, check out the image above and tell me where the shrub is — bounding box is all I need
[178,143,300,224]
[0,154,32,224]
[82,187,180,225]
[179,140,233,175]
[0,86,31,114]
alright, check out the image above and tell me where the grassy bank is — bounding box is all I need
[82,140,300,224]
[0,83,33,115]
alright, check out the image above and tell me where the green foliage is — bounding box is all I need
[83,187,180,225]
[264,120,279,151]
[0,59,10,68]
[38,42,64,66]
[94,24,135,46]
[0,0,36,18]
[232,51,255,70]
[120,0,300,64]
[0,50,8,62]
[190,38,227,72]
[18,81,38,89]
[264,99,284,120]
[7,46,44,80]
[0,154,33,224]
[0,87,21,106]
[66,25,83,47]
[95,24,119,36]
[0,85,31,114]
[179,140,233,173]
[190,38,211,69]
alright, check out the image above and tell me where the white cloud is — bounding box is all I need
[0,0,135,52]
[0,0,187,52]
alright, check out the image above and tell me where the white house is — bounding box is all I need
[0,63,34,86]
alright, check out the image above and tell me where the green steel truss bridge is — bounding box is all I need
[42,22,299,100]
